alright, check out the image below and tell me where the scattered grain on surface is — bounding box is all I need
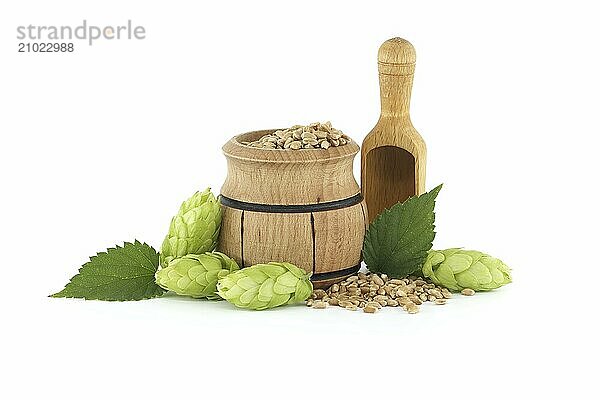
[306,272,459,314]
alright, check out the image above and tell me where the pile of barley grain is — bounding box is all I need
[307,272,475,314]
[243,121,352,150]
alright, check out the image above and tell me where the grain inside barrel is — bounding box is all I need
[218,129,368,288]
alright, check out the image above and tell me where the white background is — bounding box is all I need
[1,0,598,398]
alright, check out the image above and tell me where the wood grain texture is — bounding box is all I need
[217,205,243,265]
[313,201,366,274]
[361,37,426,224]
[218,206,366,286]
[240,211,314,273]
[221,130,360,205]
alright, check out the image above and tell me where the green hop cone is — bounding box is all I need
[217,262,313,310]
[160,188,222,267]
[422,248,512,292]
[155,252,239,299]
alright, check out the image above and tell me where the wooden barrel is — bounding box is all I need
[218,129,368,288]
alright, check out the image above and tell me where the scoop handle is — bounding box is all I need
[377,38,416,117]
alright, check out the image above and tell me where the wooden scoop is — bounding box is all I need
[361,38,426,223]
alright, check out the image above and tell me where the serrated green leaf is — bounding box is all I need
[363,185,442,278]
[51,240,165,301]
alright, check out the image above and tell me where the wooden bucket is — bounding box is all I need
[218,129,368,288]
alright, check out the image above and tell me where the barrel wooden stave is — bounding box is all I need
[242,211,314,271]
[312,201,367,274]
[217,206,243,264]
[218,201,367,287]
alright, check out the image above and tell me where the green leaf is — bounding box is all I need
[51,240,166,301]
[363,184,442,278]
